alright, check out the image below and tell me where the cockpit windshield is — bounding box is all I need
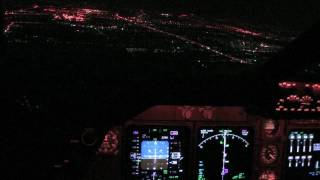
[3,1,320,180]
[4,0,316,67]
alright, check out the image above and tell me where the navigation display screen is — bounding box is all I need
[126,126,189,180]
[197,127,254,180]
[286,129,320,179]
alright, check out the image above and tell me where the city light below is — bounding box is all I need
[4,5,297,65]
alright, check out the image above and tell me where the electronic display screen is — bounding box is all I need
[285,129,320,179]
[197,127,254,180]
[126,126,189,180]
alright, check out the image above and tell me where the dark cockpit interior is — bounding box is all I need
[2,1,320,180]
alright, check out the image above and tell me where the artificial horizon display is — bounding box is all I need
[126,126,189,180]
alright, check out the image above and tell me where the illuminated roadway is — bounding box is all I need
[114,14,247,64]
[4,6,295,65]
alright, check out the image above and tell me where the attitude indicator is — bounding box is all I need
[126,126,189,180]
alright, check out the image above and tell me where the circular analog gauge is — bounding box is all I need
[81,128,98,146]
[262,119,279,138]
[259,170,278,180]
[260,144,279,165]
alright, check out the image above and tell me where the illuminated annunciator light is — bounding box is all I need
[297,134,302,153]
[309,134,314,152]
[303,134,308,152]
[289,134,295,153]
[287,95,300,102]
[312,84,320,90]
[301,96,313,106]
[308,155,312,167]
[288,156,293,167]
[295,156,300,167]
[279,82,296,89]
[301,156,306,167]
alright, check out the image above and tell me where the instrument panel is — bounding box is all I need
[276,81,320,114]
[285,129,320,179]
[91,106,320,180]
[124,121,259,180]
